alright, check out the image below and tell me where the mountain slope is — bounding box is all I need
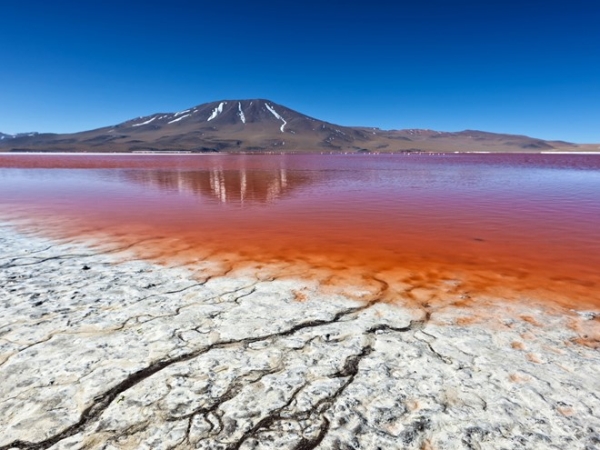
[0,99,590,153]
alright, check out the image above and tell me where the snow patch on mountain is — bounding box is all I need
[132,117,156,127]
[168,114,190,124]
[174,109,191,117]
[238,102,246,124]
[265,103,287,132]
[207,102,226,121]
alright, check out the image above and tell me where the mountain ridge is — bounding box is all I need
[0,99,595,153]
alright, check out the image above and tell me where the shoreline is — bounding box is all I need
[1,224,599,449]
[2,150,600,155]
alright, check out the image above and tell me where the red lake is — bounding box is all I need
[1,153,599,310]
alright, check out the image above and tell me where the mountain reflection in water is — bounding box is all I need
[121,167,310,205]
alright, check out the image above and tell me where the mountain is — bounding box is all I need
[0,99,592,153]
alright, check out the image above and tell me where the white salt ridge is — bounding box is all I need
[265,103,287,132]
[238,102,246,124]
[132,117,156,127]
[168,114,190,124]
[207,102,226,121]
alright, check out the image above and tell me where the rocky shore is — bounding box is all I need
[1,225,599,449]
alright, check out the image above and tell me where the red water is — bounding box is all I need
[1,153,599,310]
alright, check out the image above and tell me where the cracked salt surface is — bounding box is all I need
[0,227,599,449]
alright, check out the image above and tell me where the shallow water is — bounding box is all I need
[1,153,599,309]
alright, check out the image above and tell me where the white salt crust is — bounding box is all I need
[0,225,599,449]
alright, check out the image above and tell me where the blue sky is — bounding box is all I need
[1,0,599,142]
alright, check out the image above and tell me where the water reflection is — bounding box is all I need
[120,166,310,205]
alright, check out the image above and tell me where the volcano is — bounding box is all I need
[0,99,587,153]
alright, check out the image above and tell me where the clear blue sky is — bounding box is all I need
[1,0,599,142]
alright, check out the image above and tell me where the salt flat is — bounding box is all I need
[1,226,599,449]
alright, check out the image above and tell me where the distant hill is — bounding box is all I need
[0,99,594,153]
